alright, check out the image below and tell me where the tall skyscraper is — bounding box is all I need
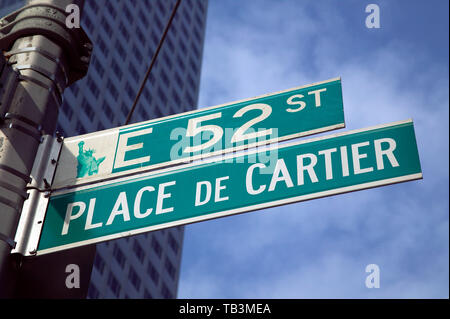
[0,0,208,298]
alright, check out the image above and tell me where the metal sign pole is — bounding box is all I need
[0,0,91,297]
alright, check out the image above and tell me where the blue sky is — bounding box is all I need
[177,0,449,298]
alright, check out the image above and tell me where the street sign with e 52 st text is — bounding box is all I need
[52,78,344,190]
[36,119,422,255]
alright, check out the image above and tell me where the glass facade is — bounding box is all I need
[1,0,208,298]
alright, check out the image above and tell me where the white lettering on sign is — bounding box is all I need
[113,127,153,169]
[374,138,399,169]
[107,192,130,225]
[245,138,399,195]
[195,176,230,207]
[62,202,86,235]
[286,88,327,112]
[246,163,267,195]
[195,181,212,206]
[297,153,319,186]
[352,142,373,175]
[156,181,176,215]
[134,186,155,218]
[60,180,176,235]
[286,94,306,112]
[318,148,338,180]
[268,159,294,192]
[85,198,102,230]
[308,88,327,107]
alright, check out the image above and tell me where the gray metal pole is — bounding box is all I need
[0,0,90,298]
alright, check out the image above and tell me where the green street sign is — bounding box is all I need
[37,120,422,255]
[52,78,345,190]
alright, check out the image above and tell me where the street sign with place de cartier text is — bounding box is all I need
[36,119,422,255]
[52,78,345,190]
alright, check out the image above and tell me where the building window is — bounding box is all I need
[155,105,164,118]
[122,3,133,24]
[190,41,201,60]
[164,257,176,280]
[153,13,163,32]
[182,7,191,25]
[106,79,119,100]
[107,272,121,297]
[133,239,145,263]
[143,289,152,299]
[115,39,127,60]
[189,57,198,75]
[185,91,195,108]
[151,237,162,258]
[176,54,185,71]
[82,12,93,33]
[150,30,159,47]
[166,33,175,53]
[161,282,174,299]
[88,0,99,14]
[156,0,166,16]
[157,87,167,105]
[81,97,95,119]
[160,69,170,87]
[132,44,143,64]
[143,86,152,103]
[92,55,105,78]
[121,102,129,117]
[147,260,159,285]
[149,73,156,86]
[197,0,206,16]
[118,22,130,43]
[93,253,105,275]
[174,71,184,90]
[167,232,179,255]
[105,0,117,19]
[87,283,100,299]
[61,100,73,121]
[125,82,136,100]
[128,61,140,83]
[135,25,145,44]
[178,37,187,55]
[186,73,196,91]
[171,89,181,107]
[128,266,141,291]
[112,243,126,268]
[141,0,153,12]
[96,36,108,57]
[111,58,123,81]
[100,16,113,37]
[102,100,115,122]
[138,11,148,28]
[97,121,105,131]
[76,120,86,134]
[162,51,172,70]
[180,21,189,39]
[139,107,149,120]
[69,82,79,97]
[194,10,204,29]
[86,76,100,99]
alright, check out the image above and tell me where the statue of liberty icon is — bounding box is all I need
[76,141,106,178]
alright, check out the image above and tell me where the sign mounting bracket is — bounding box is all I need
[12,134,63,256]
